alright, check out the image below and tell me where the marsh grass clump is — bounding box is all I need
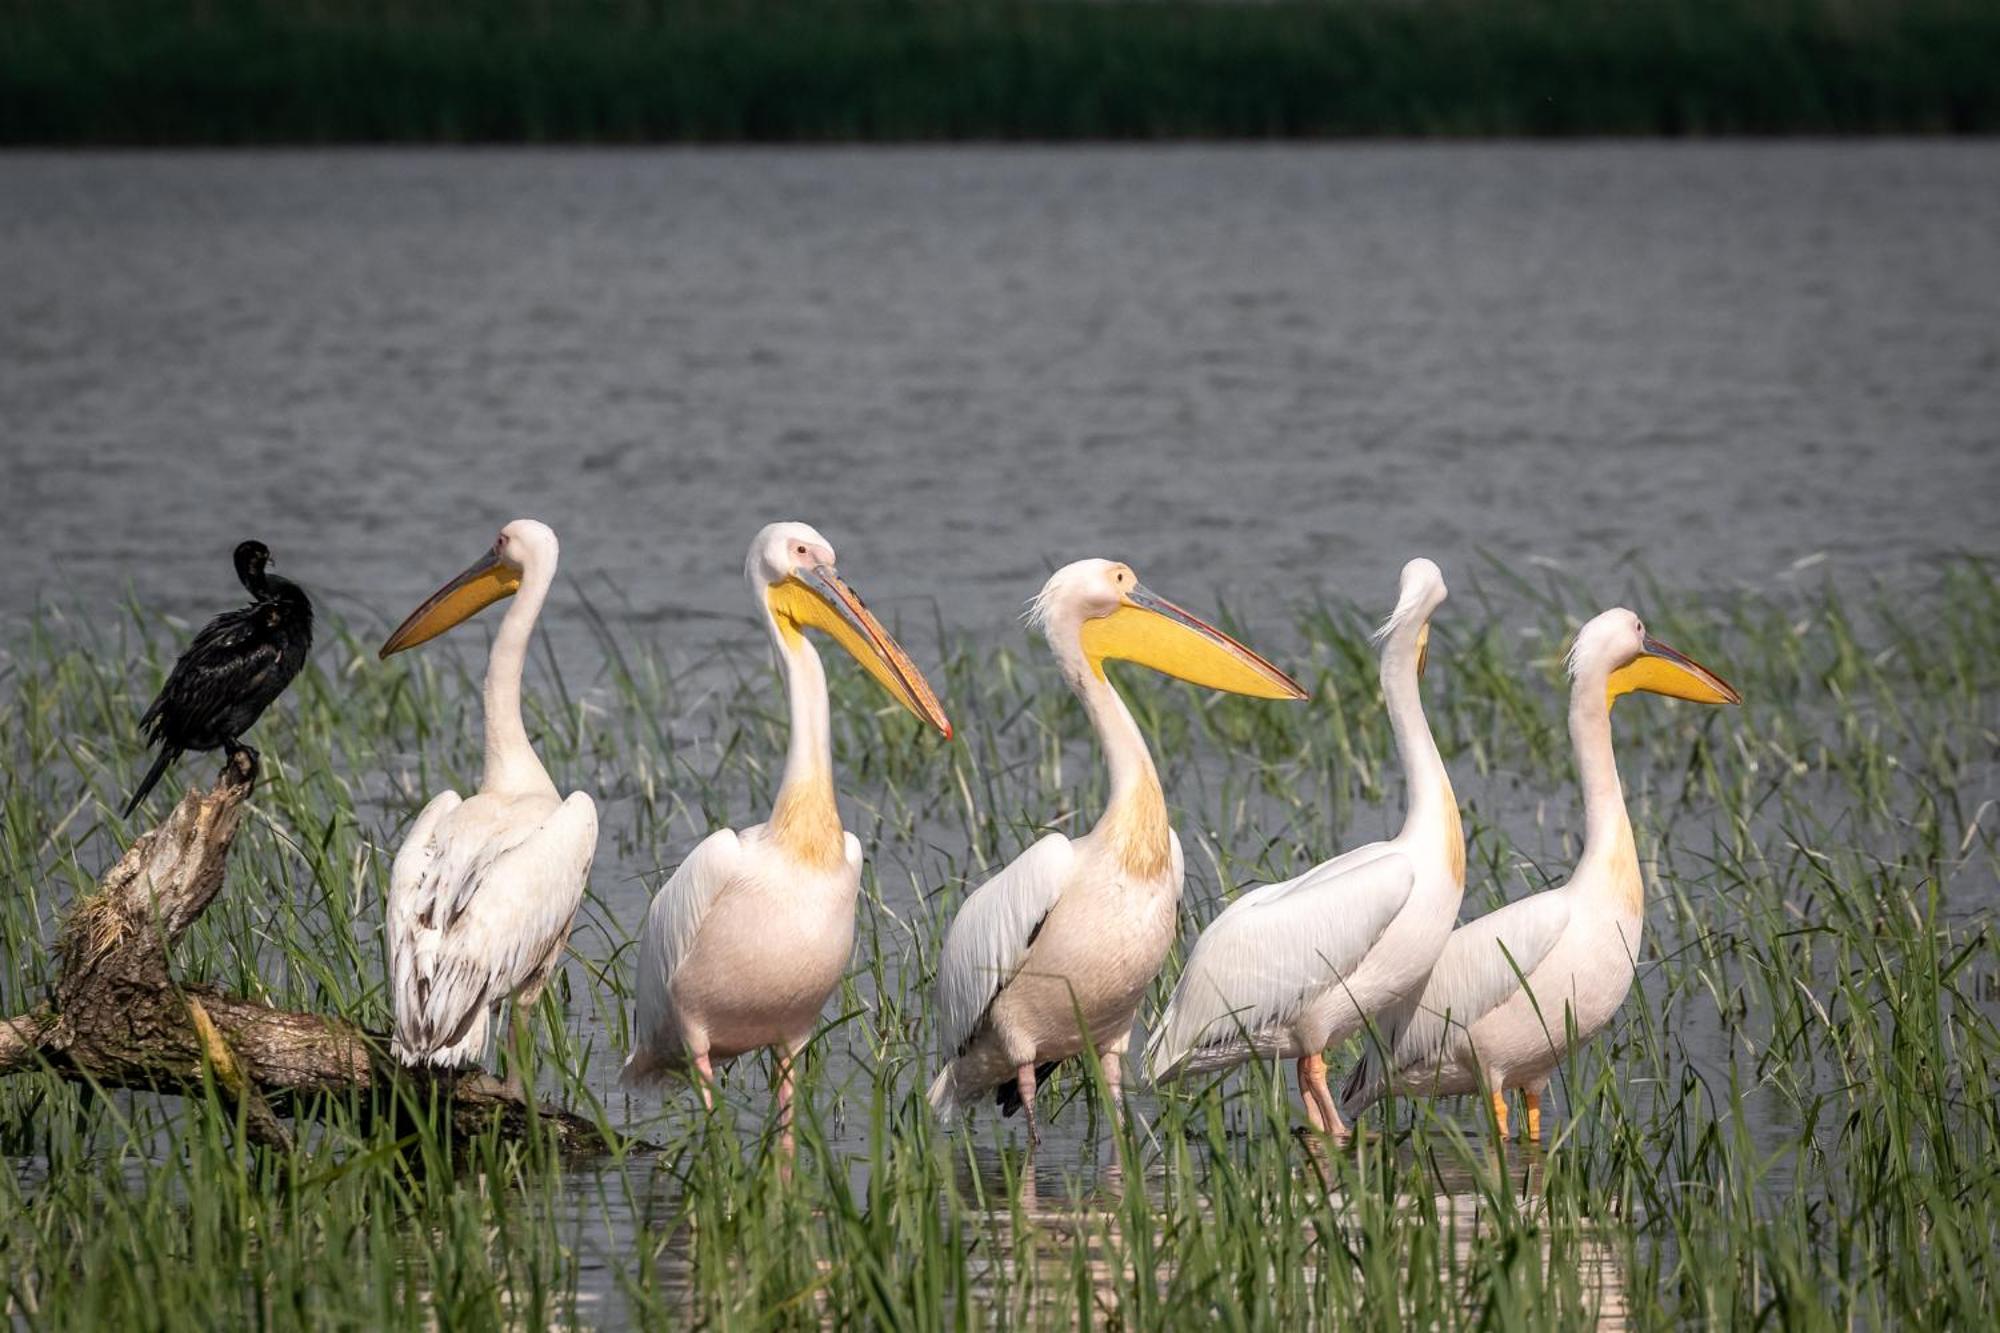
[1,557,1996,1327]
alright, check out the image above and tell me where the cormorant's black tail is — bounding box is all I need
[123,747,180,818]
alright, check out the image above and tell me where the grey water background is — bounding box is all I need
[3,144,1996,651]
[2,144,1998,1321]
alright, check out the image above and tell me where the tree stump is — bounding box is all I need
[1,751,610,1154]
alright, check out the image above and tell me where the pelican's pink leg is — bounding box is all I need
[1102,1050,1126,1132]
[1016,1062,1041,1149]
[1300,1053,1348,1143]
[775,1049,798,1158]
[693,1050,716,1111]
[1298,1055,1329,1133]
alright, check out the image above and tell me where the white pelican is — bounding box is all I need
[621,522,951,1141]
[379,519,599,1077]
[1338,608,1740,1142]
[927,559,1306,1142]
[1145,558,1461,1142]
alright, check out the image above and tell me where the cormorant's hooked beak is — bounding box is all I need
[767,564,952,738]
[1079,584,1307,700]
[1606,635,1742,708]
[379,547,524,658]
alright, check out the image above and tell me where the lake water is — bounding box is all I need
[2,144,1995,652]
[2,144,1997,1325]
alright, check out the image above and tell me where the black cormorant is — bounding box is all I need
[123,540,313,817]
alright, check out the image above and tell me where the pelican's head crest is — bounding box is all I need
[1372,557,1448,647]
[1025,559,1132,638]
[746,521,836,589]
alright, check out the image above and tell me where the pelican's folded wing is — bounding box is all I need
[1387,891,1572,1077]
[386,789,463,1042]
[401,793,598,1061]
[622,828,746,1083]
[1147,848,1412,1080]
[933,832,1076,1064]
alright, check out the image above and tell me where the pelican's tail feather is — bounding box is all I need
[618,1049,665,1093]
[618,1033,692,1092]
[1338,1051,1383,1124]
[926,1066,964,1123]
[391,1006,491,1071]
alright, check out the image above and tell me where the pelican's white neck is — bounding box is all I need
[1380,617,1455,849]
[774,625,834,801]
[1051,617,1171,880]
[481,553,558,798]
[1567,666,1639,903]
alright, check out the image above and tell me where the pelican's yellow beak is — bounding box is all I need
[1079,584,1307,700]
[1417,623,1432,679]
[1607,635,1742,708]
[767,565,953,739]
[379,547,523,658]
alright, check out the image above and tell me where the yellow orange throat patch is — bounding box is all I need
[1104,771,1173,881]
[769,767,846,871]
[1609,822,1644,914]
[1442,772,1466,886]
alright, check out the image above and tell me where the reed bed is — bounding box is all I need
[4,0,1999,144]
[1,558,1995,1327]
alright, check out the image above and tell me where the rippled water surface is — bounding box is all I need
[2,144,1995,646]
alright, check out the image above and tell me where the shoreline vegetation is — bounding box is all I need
[2,560,1996,1324]
[5,0,1999,145]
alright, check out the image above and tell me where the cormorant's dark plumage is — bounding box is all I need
[123,540,313,817]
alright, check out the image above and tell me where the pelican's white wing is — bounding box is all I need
[391,792,598,1066]
[621,828,745,1087]
[933,833,1076,1064]
[387,789,462,1035]
[1147,848,1412,1080]
[1389,891,1572,1075]
[1339,890,1571,1115]
[1226,839,1402,912]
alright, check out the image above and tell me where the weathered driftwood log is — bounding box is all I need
[0,752,608,1153]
